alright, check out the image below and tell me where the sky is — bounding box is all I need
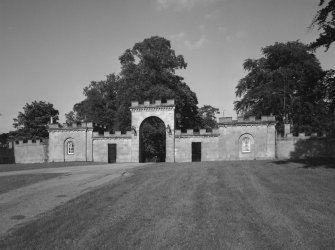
[0,0,334,133]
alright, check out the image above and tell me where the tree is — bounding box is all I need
[70,36,202,132]
[198,105,219,129]
[0,133,9,145]
[234,41,326,134]
[323,69,335,113]
[310,0,335,51]
[67,36,204,161]
[64,111,82,125]
[72,74,119,129]
[322,69,335,136]
[116,36,201,131]
[12,101,59,139]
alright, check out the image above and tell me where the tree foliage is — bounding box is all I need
[12,101,59,139]
[66,36,207,161]
[71,74,119,128]
[198,105,219,129]
[140,117,166,162]
[71,36,202,132]
[0,133,9,145]
[234,41,326,134]
[310,0,335,51]
[322,69,335,136]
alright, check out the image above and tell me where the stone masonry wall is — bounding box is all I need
[48,122,94,162]
[175,129,220,162]
[14,139,48,163]
[92,131,132,162]
[218,124,276,160]
[276,134,335,159]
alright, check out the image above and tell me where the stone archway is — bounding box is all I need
[130,100,175,162]
[139,116,166,162]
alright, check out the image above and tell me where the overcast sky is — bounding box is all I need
[0,0,334,133]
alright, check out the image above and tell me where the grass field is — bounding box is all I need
[0,161,107,172]
[0,174,63,194]
[1,160,335,249]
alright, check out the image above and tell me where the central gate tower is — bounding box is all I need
[130,100,175,162]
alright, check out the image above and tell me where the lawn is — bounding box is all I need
[0,161,107,172]
[0,174,63,195]
[1,160,335,249]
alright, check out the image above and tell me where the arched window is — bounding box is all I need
[241,137,251,153]
[67,141,74,154]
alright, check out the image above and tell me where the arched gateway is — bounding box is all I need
[46,98,276,164]
[130,100,175,162]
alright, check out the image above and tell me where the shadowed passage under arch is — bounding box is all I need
[139,116,166,163]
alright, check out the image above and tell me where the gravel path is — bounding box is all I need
[0,163,145,235]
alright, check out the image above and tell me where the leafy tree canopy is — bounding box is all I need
[198,105,219,129]
[0,133,9,145]
[71,36,202,132]
[12,101,59,140]
[234,41,327,134]
[70,74,119,128]
[310,0,335,51]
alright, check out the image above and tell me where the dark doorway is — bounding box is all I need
[108,144,117,163]
[139,117,166,163]
[192,142,201,162]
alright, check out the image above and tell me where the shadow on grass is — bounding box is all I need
[0,162,107,172]
[273,158,335,169]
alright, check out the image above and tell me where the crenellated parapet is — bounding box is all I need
[48,122,108,132]
[175,129,220,138]
[92,131,133,139]
[14,139,48,146]
[283,132,326,139]
[219,116,276,126]
[130,99,175,112]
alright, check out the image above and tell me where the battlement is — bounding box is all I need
[175,129,220,137]
[219,116,276,125]
[15,139,48,145]
[48,122,106,130]
[282,132,326,139]
[131,99,175,108]
[92,131,133,138]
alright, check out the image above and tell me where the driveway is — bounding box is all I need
[0,163,144,235]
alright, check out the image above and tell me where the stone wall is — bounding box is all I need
[175,129,220,162]
[48,122,94,162]
[218,123,276,160]
[92,131,132,162]
[174,121,276,162]
[276,134,335,159]
[14,139,48,163]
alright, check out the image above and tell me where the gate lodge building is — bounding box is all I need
[47,99,276,163]
[12,99,335,164]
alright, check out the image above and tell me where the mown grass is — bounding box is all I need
[0,160,335,249]
[0,162,107,172]
[0,174,63,194]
